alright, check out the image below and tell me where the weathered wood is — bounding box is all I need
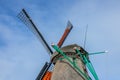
[51,60,86,80]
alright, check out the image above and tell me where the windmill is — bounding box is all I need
[18,9,106,80]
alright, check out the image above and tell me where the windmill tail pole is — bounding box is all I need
[74,48,99,80]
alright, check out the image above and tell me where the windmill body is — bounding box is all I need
[51,44,89,80]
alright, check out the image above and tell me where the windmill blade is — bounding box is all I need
[57,21,73,48]
[17,9,53,55]
[36,62,52,80]
[83,24,88,49]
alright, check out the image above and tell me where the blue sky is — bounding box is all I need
[0,0,120,80]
